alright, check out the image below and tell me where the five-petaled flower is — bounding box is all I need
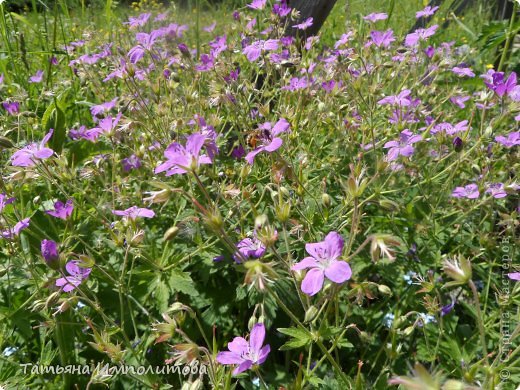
[55,260,92,292]
[112,206,155,220]
[46,199,74,220]
[11,129,55,167]
[451,184,479,199]
[216,323,270,375]
[155,132,213,175]
[383,130,422,161]
[291,231,352,296]
[233,232,266,263]
[245,118,290,164]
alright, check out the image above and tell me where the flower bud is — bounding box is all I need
[41,239,60,270]
[378,284,392,296]
[275,202,291,223]
[452,137,463,152]
[163,226,180,241]
[129,230,145,246]
[322,193,331,208]
[304,305,319,323]
[0,136,14,149]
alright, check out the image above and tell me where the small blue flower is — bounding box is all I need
[383,313,395,328]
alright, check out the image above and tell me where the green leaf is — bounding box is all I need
[168,270,199,296]
[154,279,170,313]
[278,327,312,350]
[41,100,66,154]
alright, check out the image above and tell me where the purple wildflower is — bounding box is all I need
[431,120,469,136]
[2,102,20,115]
[383,130,422,161]
[195,54,215,72]
[245,118,290,164]
[416,5,439,18]
[122,155,142,172]
[155,133,213,176]
[125,13,151,28]
[112,206,155,220]
[87,113,122,140]
[243,39,279,62]
[452,66,475,78]
[363,12,388,22]
[11,129,54,167]
[46,199,74,220]
[291,232,352,296]
[55,260,92,292]
[378,89,412,106]
[450,95,470,108]
[1,218,30,239]
[405,25,438,47]
[29,70,44,83]
[495,132,520,148]
[203,22,216,33]
[0,194,15,212]
[508,272,520,281]
[233,233,266,263]
[441,300,456,316]
[451,184,479,199]
[369,29,395,48]
[216,323,270,375]
[90,98,117,117]
[485,183,507,198]
[41,239,60,269]
[248,0,266,10]
[481,70,518,97]
[293,17,313,30]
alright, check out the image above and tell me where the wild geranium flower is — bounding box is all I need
[0,194,15,212]
[245,118,290,164]
[291,232,352,296]
[416,5,439,18]
[128,31,161,64]
[55,260,92,292]
[216,323,270,375]
[485,183,507,198]
[363,12,388,22]
[383,130,422,161]
[46,199,74,220]
[378,89,412,106]
[405,25,438,47]
[243,39,279,62]
[203,22,216,33]
[508,272,520,281]
[87,113,122,141]
[29,70,44,83]
[2,102,20,115]
[125,12,151,28]
[481,70,517,97]
[1,218,30,239]
[233,233,266,263]
[452,66,475,78]
[451,184,479,199]
[112,206,155,220]
[495,132,520,148]
[155,133,213,176]
[41,239,60,269]
[91,99,117,117]
[195,54,215,72]
[431,120,469,136]
[248,0,266,10]
[11,129,54,167]
[450,95,470,108]
[369,29,395,48]
[293,17,313,30]
[122,155,142,172]
[441,300,456,316]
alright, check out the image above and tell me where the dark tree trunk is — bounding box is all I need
[286,0,339,37]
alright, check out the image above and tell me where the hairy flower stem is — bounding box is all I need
[264,284,349,385]
[469,279,489,366]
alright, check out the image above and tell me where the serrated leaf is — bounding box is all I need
[154,279,170,312]
[168,270,199,296]
[277,327,312,350]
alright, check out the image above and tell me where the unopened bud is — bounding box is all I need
[163,226,180,241]
[304,305,319,323]
[322,193,331,208]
